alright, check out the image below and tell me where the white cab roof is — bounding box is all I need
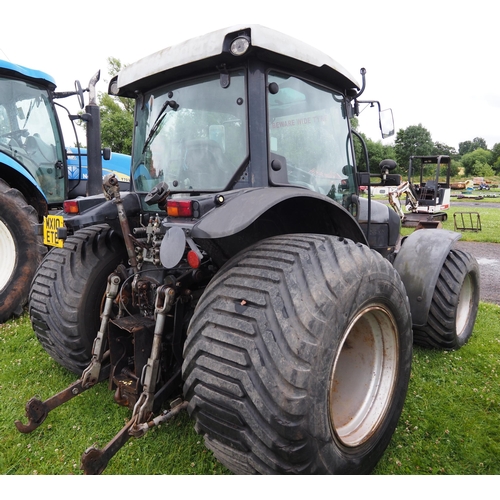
[116,24,360,94]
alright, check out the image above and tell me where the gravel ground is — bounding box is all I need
[452,201,500,209]
[454,241,500,305]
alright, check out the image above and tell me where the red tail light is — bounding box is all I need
[167,200,193,217]
[187,250,201,269]
[63,200,80,214]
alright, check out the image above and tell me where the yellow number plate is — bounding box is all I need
[43,215,64,248]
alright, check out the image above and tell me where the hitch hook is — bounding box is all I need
[15,380,87,433]
[80,400,187,474]
[15,273,121,434]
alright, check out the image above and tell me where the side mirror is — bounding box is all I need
[379,159,397,172]
[102,148,112,161]
[75,80,85,109]
[379,159,398,184]
[379,108,394,138]
[342,164,354,176]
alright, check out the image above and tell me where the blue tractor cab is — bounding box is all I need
[0,58,130,322]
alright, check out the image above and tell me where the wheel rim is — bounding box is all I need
[456,273,473,338]
[329,305,399,447]
[0,220,17,292]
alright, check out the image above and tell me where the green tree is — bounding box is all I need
[99,93,134,154]
[99,57,134,154]
[491,143,500,174]
[353,133,395,173]
[458,137,487,155]
[470,161,495,177]
[104,57,134,115]
[449,159,460,177]
[432,141,458,159]
[394,124,433,174]
[460,148,493,176]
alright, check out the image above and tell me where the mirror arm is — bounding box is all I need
[352,68,367,99]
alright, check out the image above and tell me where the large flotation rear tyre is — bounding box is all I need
[29,224,127,374]
[412,248,480,350]
[0,179,45,323]
[182,234,413,474]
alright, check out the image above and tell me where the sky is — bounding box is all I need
[1,0,498,152]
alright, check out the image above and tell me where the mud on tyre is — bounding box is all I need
[29,224,127,374]
[182,234,413,474]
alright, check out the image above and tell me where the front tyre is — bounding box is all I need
[29,224,127,374]
[183,234,413,474]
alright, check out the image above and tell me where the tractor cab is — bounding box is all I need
[0,60,67,206]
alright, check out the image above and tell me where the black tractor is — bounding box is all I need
[20,25,480,475]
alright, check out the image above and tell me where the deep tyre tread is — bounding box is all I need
[29,224,127,374]
[413,248,480,350]
[0,179,45,323]
[183,234,413,474]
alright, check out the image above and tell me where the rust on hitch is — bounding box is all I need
[15,379,88,433]
[80,399,188,475]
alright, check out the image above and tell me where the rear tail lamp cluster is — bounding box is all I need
[167,200,193,217]
[63,200,79,214]
[64,198,195,219]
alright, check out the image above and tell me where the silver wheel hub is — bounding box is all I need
[456,274,473,338]
[0,220,17,292]
[329,305,399,447]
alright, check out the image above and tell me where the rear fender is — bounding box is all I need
[191,187,367,266]
[393,229,461,327]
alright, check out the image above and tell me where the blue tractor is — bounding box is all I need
[0,59,130,322]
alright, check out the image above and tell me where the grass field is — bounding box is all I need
[2,302,499,476]
[1,202,499,476]
[400,205,500,243]
[376,188,500,242]
[374,302,500,475]
[0,314,228,475]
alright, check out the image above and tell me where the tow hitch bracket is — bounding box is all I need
[16,270,187,474]
[80,285,178,474]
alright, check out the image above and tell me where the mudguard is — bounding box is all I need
[393,229,461,328]
[0,153,46,199]
[191,186,367,245]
